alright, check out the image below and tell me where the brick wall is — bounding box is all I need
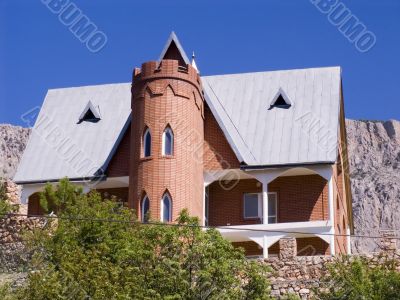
[269,175,329,223]
[106,127,131,177]
[208,175,328,226]
[203,105,240,170]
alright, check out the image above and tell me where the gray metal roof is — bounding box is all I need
[14,83,131,183]
[202,67,342,166]
[15,66,342,184]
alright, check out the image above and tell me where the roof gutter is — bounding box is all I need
[240,161,335,171]
[14,175,107,185]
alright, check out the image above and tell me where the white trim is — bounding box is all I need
[346,227,352,255]
[160,193,172,222]
[329,226,336,255]
[162,127,174,156]
[328,175,335,224]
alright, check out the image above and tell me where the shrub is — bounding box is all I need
[316,255,400,300]
[4,178,272,299]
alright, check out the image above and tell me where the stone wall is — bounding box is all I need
[0,216,44,273]
[261,231,399,299]
[262,252,400,299]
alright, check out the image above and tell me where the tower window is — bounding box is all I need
[143,128,152,157]
[141,195,150,223]
[162,126,174,156]
[161,192,172,222]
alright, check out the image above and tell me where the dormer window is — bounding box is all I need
[269,89,292,109]
[78,101,101,123]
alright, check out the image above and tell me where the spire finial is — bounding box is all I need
[191,51,199,73]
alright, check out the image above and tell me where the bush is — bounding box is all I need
[4,178,272,299]
[316,255,400,300]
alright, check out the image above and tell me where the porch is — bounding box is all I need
[204,165,337,258]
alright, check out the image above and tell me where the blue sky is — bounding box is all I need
[0,0,399,126]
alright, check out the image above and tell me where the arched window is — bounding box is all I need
[162,126,174,156]
[161,192,172,222]
[141,195,150,223]
[143,127,151,157]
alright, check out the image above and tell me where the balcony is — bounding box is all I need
[204,165,337,257]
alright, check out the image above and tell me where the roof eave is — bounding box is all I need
[240,161,335,171]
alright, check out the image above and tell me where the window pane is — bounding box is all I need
[244,194,259,218]
[268,216,277,224]
[142,197,149,223]
[164,131,172,155]
[144,131,151,157]
[162,196,171,222]
[268,195,276,216]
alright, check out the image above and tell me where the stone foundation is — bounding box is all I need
[262,251,400,299]
[0,216,44,273]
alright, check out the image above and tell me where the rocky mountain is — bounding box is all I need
[0,125,31,179]
[0,121,399,253]
[346,119,400,253]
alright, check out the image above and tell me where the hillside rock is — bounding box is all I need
[0,125,30,179]
[346,119,400,253]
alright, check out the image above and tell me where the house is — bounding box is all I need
[14,32,353,258]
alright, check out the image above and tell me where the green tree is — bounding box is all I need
[316,255,400,300]
[5,178,271,299]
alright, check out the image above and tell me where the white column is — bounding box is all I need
[329,231,336,255]
[262,181,269,225]
[263,235,269,258]
[328,176,336,255]
[202,184,207,226]
[346,227,352,255]
[328,176,334,225]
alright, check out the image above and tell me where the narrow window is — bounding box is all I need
[267,193,278,224]
[243,193,262,219]
[143,128,151,157]
[141,195,150,223]
[161,193,172,222]
[162,126,174,156]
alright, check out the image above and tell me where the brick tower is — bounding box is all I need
[129,32,205,223]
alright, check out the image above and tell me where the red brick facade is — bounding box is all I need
[106,127,131,177]
[208,175,328,227]
[129,59,205,222]
[203,104,240,170]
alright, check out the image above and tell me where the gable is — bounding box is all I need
[204,104,240,170]
[14,83,131,183]
[202,67,342,166]
[106,126,131,177]
[158,31,190,67]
